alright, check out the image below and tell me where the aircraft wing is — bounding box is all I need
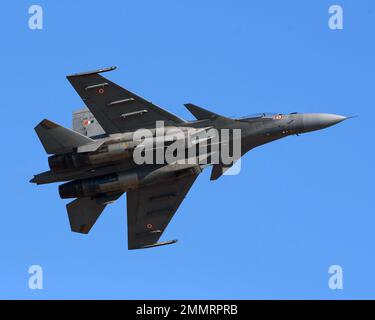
[126,173,198,250]
[66,67,185,134]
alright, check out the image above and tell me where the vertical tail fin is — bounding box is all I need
[72,108,106,138]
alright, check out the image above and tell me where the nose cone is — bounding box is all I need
[302,113,347,133]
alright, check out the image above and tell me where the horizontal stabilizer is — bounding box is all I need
[66,197,107,234]
[35,119,94,154]
[184,103,220,120]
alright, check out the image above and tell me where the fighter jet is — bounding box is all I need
[30,67,348,250]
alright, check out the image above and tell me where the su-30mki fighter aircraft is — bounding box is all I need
[31,67,349,250]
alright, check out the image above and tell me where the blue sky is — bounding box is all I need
[1,0,374,299]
